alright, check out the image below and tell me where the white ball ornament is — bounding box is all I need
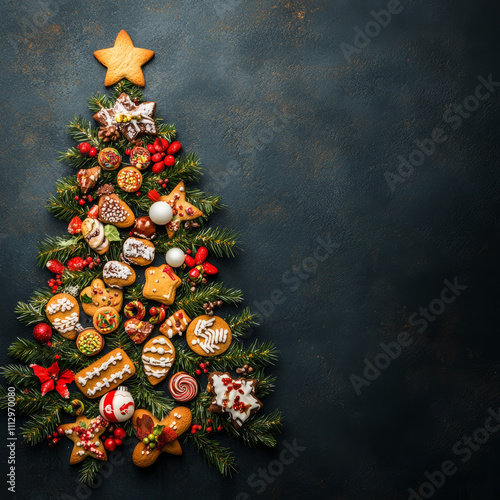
[149,201,173,225]
[166,247,185,268]
[99,386,135,423]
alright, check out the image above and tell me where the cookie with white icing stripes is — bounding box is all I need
[186,315,232,357]
[46,293,81,340]
[141,336,175,385]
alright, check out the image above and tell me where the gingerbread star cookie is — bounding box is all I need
[59,415,109,464]
[94,30,154,87]
[131,407,192,467]
[143,265,182,305]
[160,181,204,238]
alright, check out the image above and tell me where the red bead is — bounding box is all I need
[195,369,201,375]
[163,155,175,167]
[104,438,116,452]
[206,427,212,433]
[114,427,127,440]
[167,141,181,155]
[189,268,200,279]
[79,142,91,154]
[88,147,97,157]
[147,144,156,154]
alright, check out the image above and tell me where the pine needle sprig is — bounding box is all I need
[14,289,52,325]
[186,189,223,217]
[36,235,88,268]
[166,153,202,183]
[57,146,99,170]
[254,370,277,398]
[111,80,145,102]
[46,176,86,221]
[20,406,62,445]
[0,365,39,389]
[66,116,101,147]
[87,92,113,113]
[185,432,237,477]
[156,121,177,142]
[124,283,147,303]
[170,342,202,375]
[225,307,259,339]
[208,340,278,371]
[62,267,101,291]
[78,458,101,486]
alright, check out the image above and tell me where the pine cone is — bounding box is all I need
[98,125,120,143]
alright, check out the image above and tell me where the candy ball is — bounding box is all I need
[99,386,135,423]
[165,248,185,268]
[149,201,173,225]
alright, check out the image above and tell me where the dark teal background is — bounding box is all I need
[2,0,500,499]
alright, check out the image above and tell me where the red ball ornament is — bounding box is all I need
[113,427,127,440]
[33,323,53,343]
[104,438,116,452]
[79,142,91,155]
[99,387,135,423]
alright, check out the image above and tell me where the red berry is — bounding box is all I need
[67,257,86,271]
[163,155,175,167]
[167,141,181,155]
[152,162,165,174]
[205,361,210,366]
[202,262,218,275]
[114,438,122,446]
[162,183,167,188]
[151,153,163,163]
[104,438,116,452]
[88,147,97,157]
[195,369,201,375]
[33,323,52,343]
[206,427,212,433]
[87,195,93,202]
[196,425,202,430]
[86,256,93,263]
[160,138,169,151]
[136,191,141,196]
[200,363,206,369]
[208,419,212,423]
[79,142,91,154]
[74,195,79,201]
[203,369,208,373]
[55,355,60,360]
[149,307,158,316]
[125,149,131,155]
[78,199,85,206]
[217,426,223,432]
[47,342,51,347]
[95,258,101,264]
[158,179,163,184]
[153,138,165,152]
[147,144,156,154]
[114,427,127,440]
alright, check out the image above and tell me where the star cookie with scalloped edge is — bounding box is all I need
[94,30,154,87]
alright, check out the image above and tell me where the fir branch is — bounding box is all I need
[20,406,62,445]
[208,340,278,371]
[111,80,145,102]
[225,307,259,340]
[254,370,277,398]
[223,409,283,448]
[14,289,51,325]
[46,176,87,221]
[78,458,101,486]
[62,268,102,292]
[177,283,244,318]
[57,147,99,170]
[87,92,113,113]
[66,116,101,147]
[36,235,88,268]
[186,189,223,217]
[156,122,177,142]
[124,283,148,304]
[186,432,237,477]
[171,342,202,375]
[0,365,38,389]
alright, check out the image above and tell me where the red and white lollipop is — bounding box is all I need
[168,372,198,402]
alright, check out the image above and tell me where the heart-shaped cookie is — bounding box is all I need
[80,279,123,317]
[46,293,81,340]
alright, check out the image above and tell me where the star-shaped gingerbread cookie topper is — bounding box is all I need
[59,415,109,464]
[94,30,154,87]
[143,265,182,305]
[131,407,192,467]
[160,181,204,238]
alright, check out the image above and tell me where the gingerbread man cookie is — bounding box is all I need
[80,279,123,317]
[45,293,81,340]
[131,407,192,467]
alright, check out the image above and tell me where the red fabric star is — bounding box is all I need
[30,362,74,399]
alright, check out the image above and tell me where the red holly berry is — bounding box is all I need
[160,138,169,151]
[88,147,98,157]
[147,143,156,154]
[202,262,218,275]
[200,363,206,369]
[125,149,131,155]
[186,249,192,254]
[184,255,195,268]
[67,257,86,271]
[114,427,127,440]
[152,162,165,174]
[207,419,212,423]
[87,196,93,202]
[33,323,52,343]
[74,195,79,201]
[68,216,83,235]
[167,141,181,155]
[206,427,212,433]
[88,205,99,219]
[195,369,201,375]
[189,268,200,280]
[55,355,60,360]
[195,247,209,265]
[104,438,116,452]
[78,199,86,206]
[217,426,223,432]
[163,155,175,167]
[79,142,91,155]
[46,259,65,274]
[114,438,122,446]
[151,153,163,163]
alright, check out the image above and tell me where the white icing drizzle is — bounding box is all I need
[191,318,228,354]
[211,374,261,427]
[47,297,75,315]
[144,365,168,378]
[52,312,79,334]
[142,355,172,368]
[143,346,173,355]
[103,261,132,281]
[86,364,132,397]
[142,337,174,379]
[123,238,155,261]
[78,353,123,386]
[153,337,169,345]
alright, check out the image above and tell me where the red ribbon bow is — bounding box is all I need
[30,362,75,399]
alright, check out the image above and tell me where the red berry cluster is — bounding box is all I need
[74,194,94,206]
[47,426,65,446]
[102,425,127,452]
[195,361,210,376]
[145,138,181,174]
[48,275,63,293]
[184,247,218,292]
[67,255,101,272]
[157,177,169,189]
[190,420,223,434]
[77,142,97,157]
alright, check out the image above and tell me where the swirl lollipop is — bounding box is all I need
[168,372,198,402]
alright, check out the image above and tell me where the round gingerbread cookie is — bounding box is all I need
[76,328,104,356]
[93,307,120,334]
[45,293,81,340]
[186,315,232,357]
[129,146,151,170]
[121,237,155,266]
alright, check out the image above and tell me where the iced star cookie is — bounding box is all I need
[141,336,175,385]
[186,315,232,357]
[45,293,81,340]
[143,265,182,305]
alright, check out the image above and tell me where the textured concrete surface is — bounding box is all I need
[1,0,500,499]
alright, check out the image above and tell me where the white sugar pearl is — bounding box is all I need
[149,201,173,225]
[165,248,185,268]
